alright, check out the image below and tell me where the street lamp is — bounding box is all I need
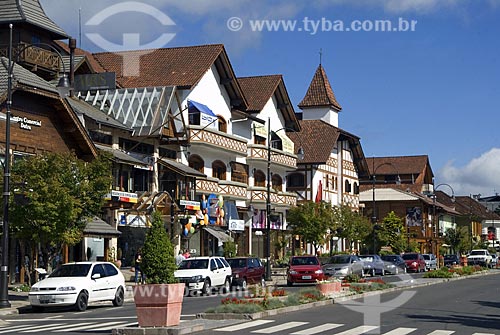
[431,183,455,256]
[265,118,304,281]
[0,24,70,309]
[371,161,400,254]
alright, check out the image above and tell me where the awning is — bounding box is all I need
[188,100,216,117]
[84,217,121,238]
[158,158,206,178]
[204,226,233,243]
[95,144,148,167]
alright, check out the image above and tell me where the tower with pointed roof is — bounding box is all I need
[298,64,342,127]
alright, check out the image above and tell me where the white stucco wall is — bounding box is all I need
[300,107,339,127]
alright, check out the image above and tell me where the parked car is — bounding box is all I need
[358,254,385,276]
[381,254,407,275]
[467,249,492,267]
[401,253,426,272]
[226,257,265,289]
[29,262,126,312]
[174,256,232,295]
[443,254,460,267]
[322,254,365,278]
[422,253,437,271]
[287,255,325,286]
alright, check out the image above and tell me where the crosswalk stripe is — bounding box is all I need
[97,321,138,331]
[428,331,454,335]
[1,324,62,333]
[335,325,379,335]
[52,321,123,332]
[290,323,342,334]
[114,322,138,328]
[214,320,275,332]
[0,325,36,334]
[252,321,308,333]
[382,328,417,335]
[471,333,495,335]
[21,322,88,333]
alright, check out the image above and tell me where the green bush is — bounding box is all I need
[343,273,362,283]
[212,303,265,314]
[423,269,453,278]
[141,211,178,284]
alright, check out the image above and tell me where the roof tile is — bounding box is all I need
[298,64,341,110]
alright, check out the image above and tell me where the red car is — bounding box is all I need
[401,253,426,272]
[287,255,325,286]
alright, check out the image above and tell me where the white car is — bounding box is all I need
[467,249,492,268]
[29,262,126,312]
[174,256,232,295]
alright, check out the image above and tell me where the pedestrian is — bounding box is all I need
[134,248,144,284]
[175,250,186,266]
[182,249,191,259]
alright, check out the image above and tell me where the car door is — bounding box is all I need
[103,263,120,299]
[89,263,108,301]
[211,258,225,286]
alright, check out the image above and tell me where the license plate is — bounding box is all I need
[39,295,54,303]
[302,275,312,280]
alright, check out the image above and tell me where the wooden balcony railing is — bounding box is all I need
[0,42,60,72]
[189,126,247,155]
[247,144,297,169]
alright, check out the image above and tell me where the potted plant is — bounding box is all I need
[316,278,341,296]
[133,211,185,327]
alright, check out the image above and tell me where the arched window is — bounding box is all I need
[212,160,226,180]
[345,180,351,193]
[325,175,330,190]
[254,170,266,187]
[287,173,305,188]
[333,177,337,191]
[353,182,359,195]
[188,155,204,173]
[272,174,282,191]
[217,115,227,133]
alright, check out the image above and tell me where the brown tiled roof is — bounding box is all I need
[365,156,431,176]
[54,41,107,74]
[237,75,282,112]
[92,44,224,88]
[454,196,500,220]
[287,119,340,164]
[298,64,341,110]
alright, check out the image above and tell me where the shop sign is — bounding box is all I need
[229,219,245,231]
[179,200,200,210]
[12,115,42,131]
[104,190,138,203]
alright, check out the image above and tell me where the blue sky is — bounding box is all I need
[40,0,500,197]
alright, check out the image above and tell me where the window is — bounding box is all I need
[89,130,112,145]
[230,162,248,184]
[119,138,154,155]
[345,180,351,193]
[212,160,226,180]
[189,155,204,173]
[254,135,266,145]
[353,182,359,194]
[270,132,282,150]
[218,116,227,133]
[287,173,305,188]
[254,170,266,187]
[272,174,282,191]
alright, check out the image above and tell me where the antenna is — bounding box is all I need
[319,48,323,65]
[78,8,82,49]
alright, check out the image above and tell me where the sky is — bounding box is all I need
[39,0,500,197]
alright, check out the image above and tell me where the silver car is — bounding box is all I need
[322,254,365,278]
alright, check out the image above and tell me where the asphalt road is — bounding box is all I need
[1,272,498,334]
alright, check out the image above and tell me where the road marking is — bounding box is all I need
[52,321,123,332]
[335,325,379,335]
[0,325,35,333]
[214,320,275,331]
[382,328,417,335]
[114,322,138,328]
[471,333,495,335]
[0,324,62,333]
[290,323,342,334]
[252,321,308,333]
[21,322,88,333]
[427,331,455,335]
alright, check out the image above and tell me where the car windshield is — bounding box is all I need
[469,250,486,256]
[359,256,373,262]
[49,264,91,277]
[227,259,246,269]
[329,255,351,264]
[402,254,418,260]
[381,256,398,262]
[422,255,430,260]
[291,257,319,266]
[444,255,457,260]
[178,259,209,270]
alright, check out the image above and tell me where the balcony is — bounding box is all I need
[0,42,60,73]
[247,144,297,169]
[218,180,247,200]
[248,187,297,208]
[188,126,247,155]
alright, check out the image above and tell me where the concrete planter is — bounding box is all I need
[316,281,341,295]
[133,283,185,327]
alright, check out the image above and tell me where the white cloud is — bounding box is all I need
[438,148,500,197]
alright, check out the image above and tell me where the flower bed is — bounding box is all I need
[423,265,486,278]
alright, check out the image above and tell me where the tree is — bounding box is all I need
[377,211,406,254]
[444,226,472,255]
[141,211,178,284]
[5,151,112,271]
[332,204,371,252]
[287,201,333,254]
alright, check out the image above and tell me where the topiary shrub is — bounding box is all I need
[141,211,178,284]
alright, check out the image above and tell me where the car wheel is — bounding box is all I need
[202,279,211,296]
[75,291,88,312]
[112,287,124,307]
[241,278,248,290]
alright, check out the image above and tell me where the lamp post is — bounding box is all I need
[431,183,455,256]
[265,118,304,281]
[371,161,400,254]
[0,24,70,308]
